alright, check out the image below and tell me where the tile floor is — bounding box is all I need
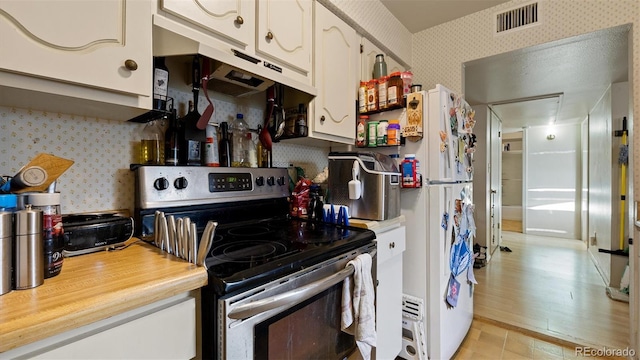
[452,318,627,360]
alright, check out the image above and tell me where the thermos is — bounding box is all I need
[28,193,64,279]
[14,205,43,289]
[0,212,12,295]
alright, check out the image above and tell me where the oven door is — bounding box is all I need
[219,243,376,360]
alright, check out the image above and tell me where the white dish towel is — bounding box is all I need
[341,253,376,360]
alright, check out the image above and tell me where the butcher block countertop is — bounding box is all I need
[0,239,208,353]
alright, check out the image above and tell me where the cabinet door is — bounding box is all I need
[161,0,254,49]
[256,0,312,74]
[313,2,359,143]
[0,0,151,96]
[376,226,405,360]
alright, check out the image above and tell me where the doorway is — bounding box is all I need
[463,25,631,349]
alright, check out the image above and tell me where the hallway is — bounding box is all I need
[471,231,629,349]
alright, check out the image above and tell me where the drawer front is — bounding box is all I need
[376,226,406,264]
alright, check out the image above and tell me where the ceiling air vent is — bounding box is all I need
[495,2,539,34]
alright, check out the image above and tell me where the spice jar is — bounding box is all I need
[387,120,401,145]
[358,81,367,114]
[366,79,378,112]
[367,121,378,147]
[378,75,389,110]
[356,115,368,147]
[377,120,389,146]
[387,72,403,108]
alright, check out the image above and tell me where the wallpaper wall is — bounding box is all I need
[410,0,639,200]
[0,89,329,214]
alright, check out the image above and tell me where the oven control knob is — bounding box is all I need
[256,176,265,187]
[174,177,188,190]
[153,177,169,191]
[276,176,286,186]
[267,176,275,186]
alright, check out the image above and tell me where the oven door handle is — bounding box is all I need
[228,250,376,320]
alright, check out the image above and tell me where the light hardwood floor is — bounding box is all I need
[468,231,630,353]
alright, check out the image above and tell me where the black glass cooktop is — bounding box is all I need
[204,216,375,295]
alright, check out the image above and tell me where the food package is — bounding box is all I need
[290,177,312,217]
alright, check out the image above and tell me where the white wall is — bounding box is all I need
[524,124,581,239]
[409,0,638,200]
[588,82,630,287]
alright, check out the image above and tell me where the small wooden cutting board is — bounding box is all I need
[13,153,74,193]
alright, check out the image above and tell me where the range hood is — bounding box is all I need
[152,18,317,99]
[208,60,273,97]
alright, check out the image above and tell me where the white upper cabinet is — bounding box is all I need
[311,2,359,144]
[0,0,151,98]
[155,0,313,89]
[360,37,404,82]
[256,0,312,74]
[160,0,254,50]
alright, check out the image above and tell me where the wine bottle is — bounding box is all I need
[219,122,232,167]
[164,108,180,165]
[153,57,169,111]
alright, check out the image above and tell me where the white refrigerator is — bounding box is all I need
[400,84,477,360]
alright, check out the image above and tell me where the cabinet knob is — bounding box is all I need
[320,115,325,123]
[266,31,274,40]
[389,242,395,249]
[235,16,244,25]
[124,59,138,71]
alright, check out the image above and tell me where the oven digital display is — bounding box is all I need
[209,173,253,192]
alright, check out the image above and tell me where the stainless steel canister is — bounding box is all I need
[0,212,12,295]
[14,205,43,289]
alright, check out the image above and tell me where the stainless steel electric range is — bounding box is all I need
[133,166,377,360]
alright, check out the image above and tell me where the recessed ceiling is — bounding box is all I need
[380,0,510,33]
[464,25,629,133]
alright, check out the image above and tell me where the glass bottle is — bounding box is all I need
[140,119,164,165]
[295,104,308,137]
[231,113,250,167]
[218,122,232,167]
[180,101,201,166]
[164,108,180,166]
[256,125,272,168]
[153,57,169,111]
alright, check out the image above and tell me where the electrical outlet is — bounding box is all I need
[590,232,597,246]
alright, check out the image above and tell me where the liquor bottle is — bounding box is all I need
[219,122,232,167]
[164,108,180,165]
[153,57,169,111]
[179,101,202,166]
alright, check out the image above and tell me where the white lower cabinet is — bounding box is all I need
[1,292,199,360]
[376,225,406,360]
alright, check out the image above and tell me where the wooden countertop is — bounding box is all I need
[0,240,208,353]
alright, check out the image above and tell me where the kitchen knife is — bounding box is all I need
[167,215,177,257]
[176,218,184,259]
[183,217,191,261]
[197,221,217,267]
[190,223,198,264]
